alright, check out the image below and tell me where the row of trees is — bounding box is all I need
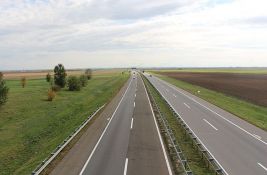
[47,64,92,101]
[0,72,9,105]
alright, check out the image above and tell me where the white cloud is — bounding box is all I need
[0,0,267,70]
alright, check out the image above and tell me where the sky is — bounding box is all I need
[0,0,267,70]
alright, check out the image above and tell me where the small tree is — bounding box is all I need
[47,89,56,101]
[54,64,67,88]
[80,74,88,87]
[0,72,9,105]
[67,76,81,91]
[46,73,51,82]
[85,69,92,80]
[21,77,26,88]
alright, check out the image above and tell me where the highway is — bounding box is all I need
[144,73,267,175]
[51,72,172,175]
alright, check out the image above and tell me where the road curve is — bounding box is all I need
[145,73,267,175]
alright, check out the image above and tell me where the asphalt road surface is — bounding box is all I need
[144,73,267,175]
[51,72,172,175]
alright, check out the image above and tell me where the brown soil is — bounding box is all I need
[159,72,267,107]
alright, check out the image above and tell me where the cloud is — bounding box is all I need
[0,0,267,70]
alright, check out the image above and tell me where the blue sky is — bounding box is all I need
[0,0,267,70]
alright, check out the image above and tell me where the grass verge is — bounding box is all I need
[152,73,267,131]
[143,76,214,175]
[0,72,129,175]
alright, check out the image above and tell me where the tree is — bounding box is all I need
[54,64,67,88]
[46,73,51,82]
[21,77,26,88]
[67,76,81,91]
[85,69,92,80]
[80,74,88,87]
[0,72,9,105]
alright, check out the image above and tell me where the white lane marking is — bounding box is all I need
[131,118,134,129]
[183,103,191,109]
[203,119,218,131]
[124,158,128,175]
[155,77,267,145]
[79,79,133,175]
[258,163,267,172]
[141,79,173,175]
[148,77,229,175]
[135,93,136,98]
[172,94,177,97]
[107,117,110,121]
[134,102,135,107]
[253,134,262,140]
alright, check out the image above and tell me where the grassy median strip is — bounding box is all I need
[153,74,267,131]
[143,77,214,175]
[0,72,129,175]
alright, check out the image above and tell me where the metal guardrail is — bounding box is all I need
[146,84,193,175]
[144,75,225,175]
[32,105,105,175]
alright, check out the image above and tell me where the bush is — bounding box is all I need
[85,69,92,80]
[67,76,81,91]
[51,85,61,92]
[47,89,56,101]
[21,77,26,88]
[0,72,9,105]
[54,64,67,88]
[80,75,88,87]
[46,73,51,82]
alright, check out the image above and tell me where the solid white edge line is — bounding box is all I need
[258,163,267,172]
[203,119,218,131]
[146,74,229,175]
[141,77,173,175]
[124,158,129,175]
[130,118,134,129]
[79,78,133,175]
[183,103,191,109]
[155,76,267,145]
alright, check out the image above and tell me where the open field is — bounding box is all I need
[158,72,267,107]
[2,69,127,80]
[152,68,267,74]
[151,73,267,131]
[0,71,129,175]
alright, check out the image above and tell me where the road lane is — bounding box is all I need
[80,76,136,175]
[145,73,267,175]
[126,74,172,175]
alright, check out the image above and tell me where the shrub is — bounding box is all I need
[85,69,92,80]
[51,85,61,92]
[47,89,56,101]
[0,72,9,105]
[80,75,88,87]
[46,73,51,82]
[21,77,26,88]
[67,76,81,91]
[54,64,67,88]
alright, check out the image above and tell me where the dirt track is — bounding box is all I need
[159,72,267,107]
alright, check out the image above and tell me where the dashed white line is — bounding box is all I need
[155,77,267,145]
[253,134,262,140]
[258,163,267,172]
[107,117,110,121]
[183,103,191,109]
[124,158,129,175]
[134,102,135,107]
[203,119,218,131]
[135,93,136,98]
[130,118,134,129]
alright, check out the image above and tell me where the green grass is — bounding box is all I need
[151,68,267,74]
[152,73,267,131]
[0,72,129,175]
[144,77,214,175]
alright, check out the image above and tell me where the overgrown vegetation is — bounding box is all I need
[21,77,26,88]
[85,69,92,80]
[144,77,214,175]
[47,89,56,101]
[54,64,67,88]
[0,71,129,175]
[79,74,88,87]
[46,73,51,82]
[0,72,9,105]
